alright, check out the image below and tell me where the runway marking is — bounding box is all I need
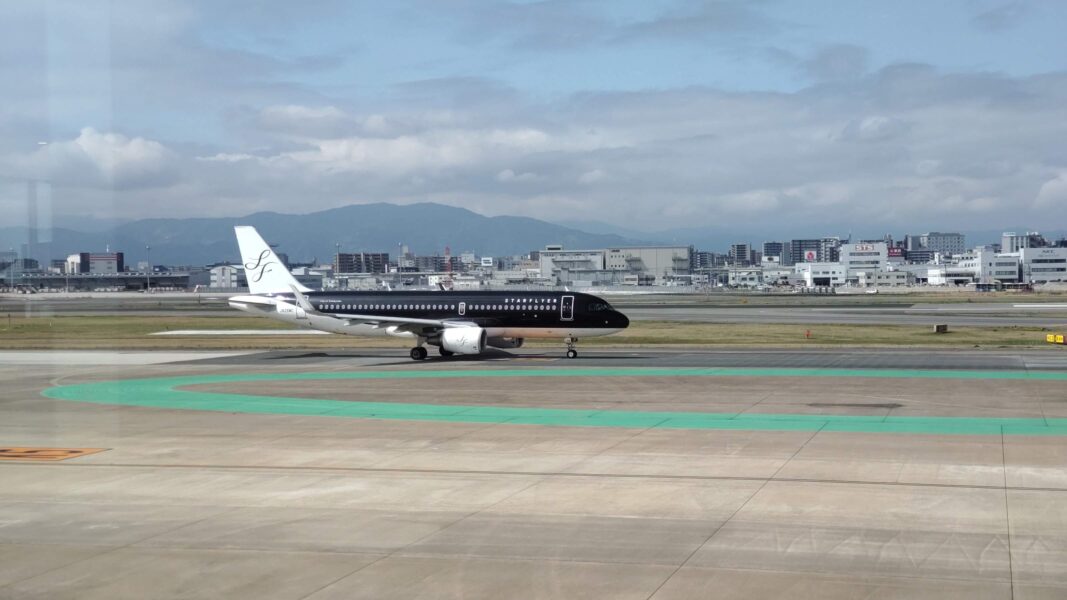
[0,447,108,461]
[150,329,330,336]
[41,368,1067,436]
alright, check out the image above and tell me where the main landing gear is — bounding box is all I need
[410,346,428,361]
[565,337,578,359]
[439,347,454,357]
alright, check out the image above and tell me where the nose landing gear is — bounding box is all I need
[564,337,579,359]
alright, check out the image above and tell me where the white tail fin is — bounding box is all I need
[234,226,311,295]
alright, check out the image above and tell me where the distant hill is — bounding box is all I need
[0,202,648,265]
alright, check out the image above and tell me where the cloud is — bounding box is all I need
[971,2,1028,32]
[578,169,607,184]
[497,169,539,183]
[461,0,614,50]
[2,1,1066,241]
[1035,171,1067,208]
[8,128,177,189]
[271,127,559,175]
[422,0,778,53]
[9,63,1064,236]
[839,116,909,142]
[617,1,779,44]
[802,44,869,82]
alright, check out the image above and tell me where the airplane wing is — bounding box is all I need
[287,285,476,331]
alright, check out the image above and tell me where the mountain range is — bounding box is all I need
[1,201,1062,266]
[0,203,650,265]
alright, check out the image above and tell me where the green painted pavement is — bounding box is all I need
[41,367,1067,436]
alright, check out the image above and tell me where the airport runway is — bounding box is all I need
[624,303,1067,327]
[3,348,1067,599]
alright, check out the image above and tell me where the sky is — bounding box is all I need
[1,0,1066,239]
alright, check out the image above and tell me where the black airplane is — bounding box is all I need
[229,227,630,360]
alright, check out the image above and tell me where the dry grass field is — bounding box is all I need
[0,314,1055,350]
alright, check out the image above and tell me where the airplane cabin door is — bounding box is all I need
[560,295,574,321]
[459,301,466,316]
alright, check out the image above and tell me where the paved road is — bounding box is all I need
[172,346,1067,371]
[2,348,1067,598]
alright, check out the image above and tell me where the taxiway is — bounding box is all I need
[2,348,1067,599]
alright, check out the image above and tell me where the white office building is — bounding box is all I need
[796,262,847,287]
[856,270,915,287]
[1020,247,1067,283]
[1002,232,1046,253]
[956,249,1020,283]
[728,268,763,287]
[762,266,794,286]
[840,242,888,280]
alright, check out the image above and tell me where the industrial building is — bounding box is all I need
[539,245,693,286]
[65,252,124,274]
[208,265,245,291]
[906,232,966,257]
[333,252,390,274]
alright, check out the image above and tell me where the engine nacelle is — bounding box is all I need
[487,337,524,349]
[440,327,487,355]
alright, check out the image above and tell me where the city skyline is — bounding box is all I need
[3,197,1067,267]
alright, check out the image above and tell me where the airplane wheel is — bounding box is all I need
[410,347,428,361]
[439,348,454,357]
[566,349,578,359]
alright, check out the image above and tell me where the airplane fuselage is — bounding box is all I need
[230,289,629,341]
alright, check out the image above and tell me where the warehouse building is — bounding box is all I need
[540,245,692,286]
[66,252,124,274]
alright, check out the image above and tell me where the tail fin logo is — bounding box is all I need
[244,250,277,283]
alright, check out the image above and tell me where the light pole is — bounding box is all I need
[145,245,151,292]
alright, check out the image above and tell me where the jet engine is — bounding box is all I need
[487,337,524,349]
[440,327,487,355]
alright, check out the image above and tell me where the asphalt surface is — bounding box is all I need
[2,348,1067,598]
[624,303,1067,327]
[182,346,1067,371]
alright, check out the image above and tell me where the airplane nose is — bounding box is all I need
[616,311,630,329]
